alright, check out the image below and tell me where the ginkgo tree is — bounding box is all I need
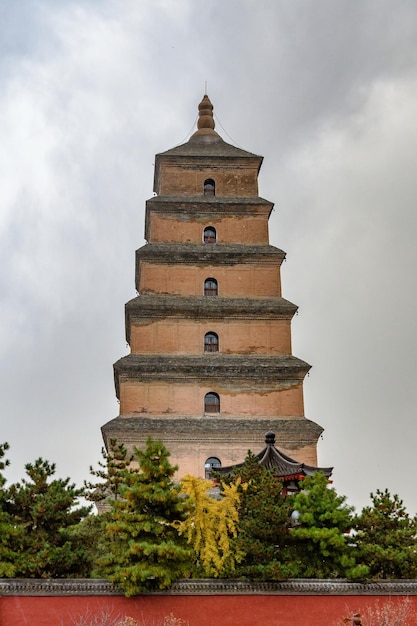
[176,474,244,578]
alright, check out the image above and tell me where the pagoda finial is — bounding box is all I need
[190,93,221,140]
[197,94,215,131]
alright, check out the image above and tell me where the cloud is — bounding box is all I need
[270,74,417,508]
[1,0,417,515]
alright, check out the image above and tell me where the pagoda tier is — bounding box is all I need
[124,295,298,348]
[101,419,324,478]
[144,196,274,245]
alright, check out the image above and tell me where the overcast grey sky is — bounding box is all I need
[1,0,417,515]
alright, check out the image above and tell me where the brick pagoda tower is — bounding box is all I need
[101,95,324,478]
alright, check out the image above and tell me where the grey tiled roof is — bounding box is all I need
[101,416,324,448]
[157,132,261,159]
[217,431,333,479]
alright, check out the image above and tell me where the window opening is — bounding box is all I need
[204,457,222,479]
[203,226,216,244]
[204,178,215,196]
[204,392,220,413]
[204,332,219,352]
[204,278,218,296]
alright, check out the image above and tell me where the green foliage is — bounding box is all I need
[0,442,10,486]
[8,457,91,577]
[290,472,368,579]
[354,489,417,579]
[5,435,417,586]
[222,452,294,580]
[85,439,133,504]
[67,513,108,578]
[177,474,243,577]
[99,438,193,596]
[0,442,19,577]
[81,439,137,574]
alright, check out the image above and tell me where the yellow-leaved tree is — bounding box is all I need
[176,475,245,577]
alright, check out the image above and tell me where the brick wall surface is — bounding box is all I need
[118,380,305,417]
[157,164,259,196]
[138,263,282,297]
[129,318,292,354]
[148,212,269,244]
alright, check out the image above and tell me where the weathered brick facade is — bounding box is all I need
[101,94,325,477]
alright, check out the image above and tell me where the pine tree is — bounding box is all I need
[99,438,193,596]
[224,452,294,580]
[290,472,368,579]
[85,438,134,505]
[80,439,136,575]
[0,442,19,577]
[8,458,91,577]
[176,474,243,577]
[354,489,417,579]
[67,512,109,578]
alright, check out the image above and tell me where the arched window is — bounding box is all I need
[204,277,218,296]
[204,332,219,352]
[204,392,220,413]
[204,457,221,479]
[204,178,215,196]
[203,226,216,244]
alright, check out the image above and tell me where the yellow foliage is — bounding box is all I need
[176,475,246,576]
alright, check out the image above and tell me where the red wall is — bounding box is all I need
[1,594,416,626]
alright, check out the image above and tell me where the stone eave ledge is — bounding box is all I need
[2,578,417,596]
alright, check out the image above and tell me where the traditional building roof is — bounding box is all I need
[215,431,333,484]
[153,95,263,194]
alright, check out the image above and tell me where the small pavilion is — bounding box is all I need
[214,431,333,494]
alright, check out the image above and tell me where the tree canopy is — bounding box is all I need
[0,442,19,577]
[4,437,417,587]
[85,438,133,505]
[354,489,417,579]
[7,457,91,577]
[177,474,243,577]
[219,452,294,580]
[290,472,368,579]
[98,438,193,595]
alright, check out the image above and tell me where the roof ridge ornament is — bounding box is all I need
[265,431,276,446]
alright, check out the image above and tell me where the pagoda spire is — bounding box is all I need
[197,94,215,130]
[192,94,219,138]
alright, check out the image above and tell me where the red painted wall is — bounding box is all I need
[1,594,416,626]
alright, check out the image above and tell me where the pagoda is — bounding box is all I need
[101,94,326,479]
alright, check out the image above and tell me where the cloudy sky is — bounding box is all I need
[1,0,417,515]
